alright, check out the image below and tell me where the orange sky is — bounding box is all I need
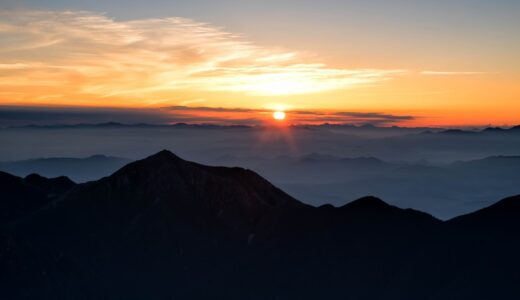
[0,10,519,127]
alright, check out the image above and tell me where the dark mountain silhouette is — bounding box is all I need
[0,154,132,182]
[425,125,520,136]
[23,173,75,195]
[483,126,506,133]
[483,125,520,133]
[39,149,306,246]
[449,195,520,230]
[438,129,477,135]
[339,195,439,225]
[1,150,520,299]
[0,171,75,228]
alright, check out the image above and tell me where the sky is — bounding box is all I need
[0,0,519,127]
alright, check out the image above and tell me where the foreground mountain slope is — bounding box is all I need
[1,150,311,299]
[1,151,520,299]
[45,150,306,241]
[0,171,75,228]
[449,194,520,227]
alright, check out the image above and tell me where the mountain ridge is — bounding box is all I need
[2,150,520,299]
[3,150,519,225]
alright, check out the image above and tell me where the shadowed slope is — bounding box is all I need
[0,171,75,227]
[1,151,520,300]
[448,195,520,231]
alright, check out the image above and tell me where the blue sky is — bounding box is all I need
[4,0,519,70]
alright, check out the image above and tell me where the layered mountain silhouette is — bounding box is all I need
[0,154,131,182]
[0,171,75,227]
[1,150,520,299]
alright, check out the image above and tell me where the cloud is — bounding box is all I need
[179,99,207,106]
[162,106,415,125]
[333,111,414,124]
[0,105,416,127]
[0,10,403,106]
[166,106,258,113]
[0,106,175,126]
[420,71,489,76]
[0,105,268,126]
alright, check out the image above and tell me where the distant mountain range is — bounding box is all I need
[10,122,253,130]
[7,121,520,133]
[425,125,520,135]
[1,150,520,299]
[217,153,520,218]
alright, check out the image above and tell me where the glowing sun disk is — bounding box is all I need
[273,111,286,120]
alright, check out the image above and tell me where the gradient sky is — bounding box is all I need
[1,0,519,126]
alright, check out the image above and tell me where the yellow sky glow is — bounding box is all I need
[0,10,519,127]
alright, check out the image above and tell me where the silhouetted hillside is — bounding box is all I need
[23,173,75,195]
[340,195,439,226]
[449,195,520,230]
[1,151,520,299]
[0,172,75,228]
[0,155,131,182]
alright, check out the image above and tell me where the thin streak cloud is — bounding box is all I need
[420,71,490,76]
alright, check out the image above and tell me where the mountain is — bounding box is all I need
[0,155,132,182]
[271,154,520,219]
[438,129,478,135]
[0,172,75,228]
[41,149,305,244]
[23,173,75,196]
[482,125,520,133]
[424,125,520,136]
[1,150,520,299]
[449,155,520,172]
[448,195,520,230]
[339,195,439,225]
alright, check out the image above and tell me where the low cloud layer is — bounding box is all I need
[0,105,415,127]
[165,106,415,125]
[0,10,402,106]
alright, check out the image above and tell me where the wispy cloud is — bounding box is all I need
[166,106,258,113]
[333,111,414,123]
[420,71,490,76]
[179,99,207,106]
[0,10,403,105]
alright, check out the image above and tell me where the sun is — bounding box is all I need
[273,111,286,121]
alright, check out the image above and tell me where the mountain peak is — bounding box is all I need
[24,173,75,185]
[338,196,440,226]
[446,195,520,234]
[341,196,391,211]
[450,195,520,225]
[72,149,304,232]
[148,149,183,160]
[111,150,185,177]
[23,173,75,195]
[491,194,520,209]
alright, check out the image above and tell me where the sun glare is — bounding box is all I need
[273,111,286,121]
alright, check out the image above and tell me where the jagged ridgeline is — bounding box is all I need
[1,150,520,299]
